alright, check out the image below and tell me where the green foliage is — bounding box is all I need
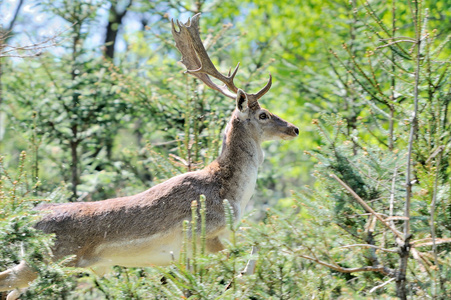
[295,0,451,298]
[2,0,451,298]
[0,152,76,299]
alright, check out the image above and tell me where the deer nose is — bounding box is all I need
[293,127,299,136]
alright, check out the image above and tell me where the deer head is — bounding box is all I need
[171,13,299,144]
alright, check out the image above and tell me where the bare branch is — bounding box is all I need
[425,145,444,164]
[389,166,398,229]
[376,39,416,50]
[0,27,69,58]
[330,174,405,241]
[369,278,395,293]
[295,253,395,276]
[429,148,443,288]
[385,216,409,221]
[379,36,416,41]
[339,244,398,253]
[413,238,451,248]
[420,252,451,267]
[411,248,432,275]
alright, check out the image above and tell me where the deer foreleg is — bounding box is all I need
[0,261,36,300]
[241,246,258,275]
[206,237,225,253]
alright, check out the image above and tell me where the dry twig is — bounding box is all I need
[339,244,398,253]
[369,278,395,293]
[330,174,404,241]
[0,27,69,58]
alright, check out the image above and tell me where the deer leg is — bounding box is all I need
[224,246,259,291]
[206,236,225,253]
[0,261,37,300]
[6,288,25,300]
[241,246,259,275]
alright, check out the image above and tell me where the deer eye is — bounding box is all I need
[259,113,268,120]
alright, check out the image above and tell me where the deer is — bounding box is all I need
[0,13,298,300]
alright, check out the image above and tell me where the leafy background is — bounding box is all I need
[1,0,451,298]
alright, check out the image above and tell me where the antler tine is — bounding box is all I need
[255,74,272,99]
[171,13,239,99]
[247,74,272,105]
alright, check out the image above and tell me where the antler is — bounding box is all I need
[171,13,272,106]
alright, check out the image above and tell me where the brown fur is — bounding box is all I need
[33,108,296,264]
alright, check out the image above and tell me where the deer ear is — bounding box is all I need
[236,89,248,112]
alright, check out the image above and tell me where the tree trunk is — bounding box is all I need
[70,140,79,201]
[396,238,411,300]
[104,0,132,59]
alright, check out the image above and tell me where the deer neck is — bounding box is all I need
[219,115,264,166]
[213,112,264,218]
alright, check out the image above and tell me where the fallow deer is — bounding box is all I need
[0,13,298,299]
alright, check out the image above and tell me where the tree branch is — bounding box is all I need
[340,244,398,253]
[0,28,67,58]
[295,253,395,277]
[330,173,405,241]
[6,0,25,32]
[369,278,395,293]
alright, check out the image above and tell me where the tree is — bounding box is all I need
[294,0,451,298]
[104,0,133,59]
